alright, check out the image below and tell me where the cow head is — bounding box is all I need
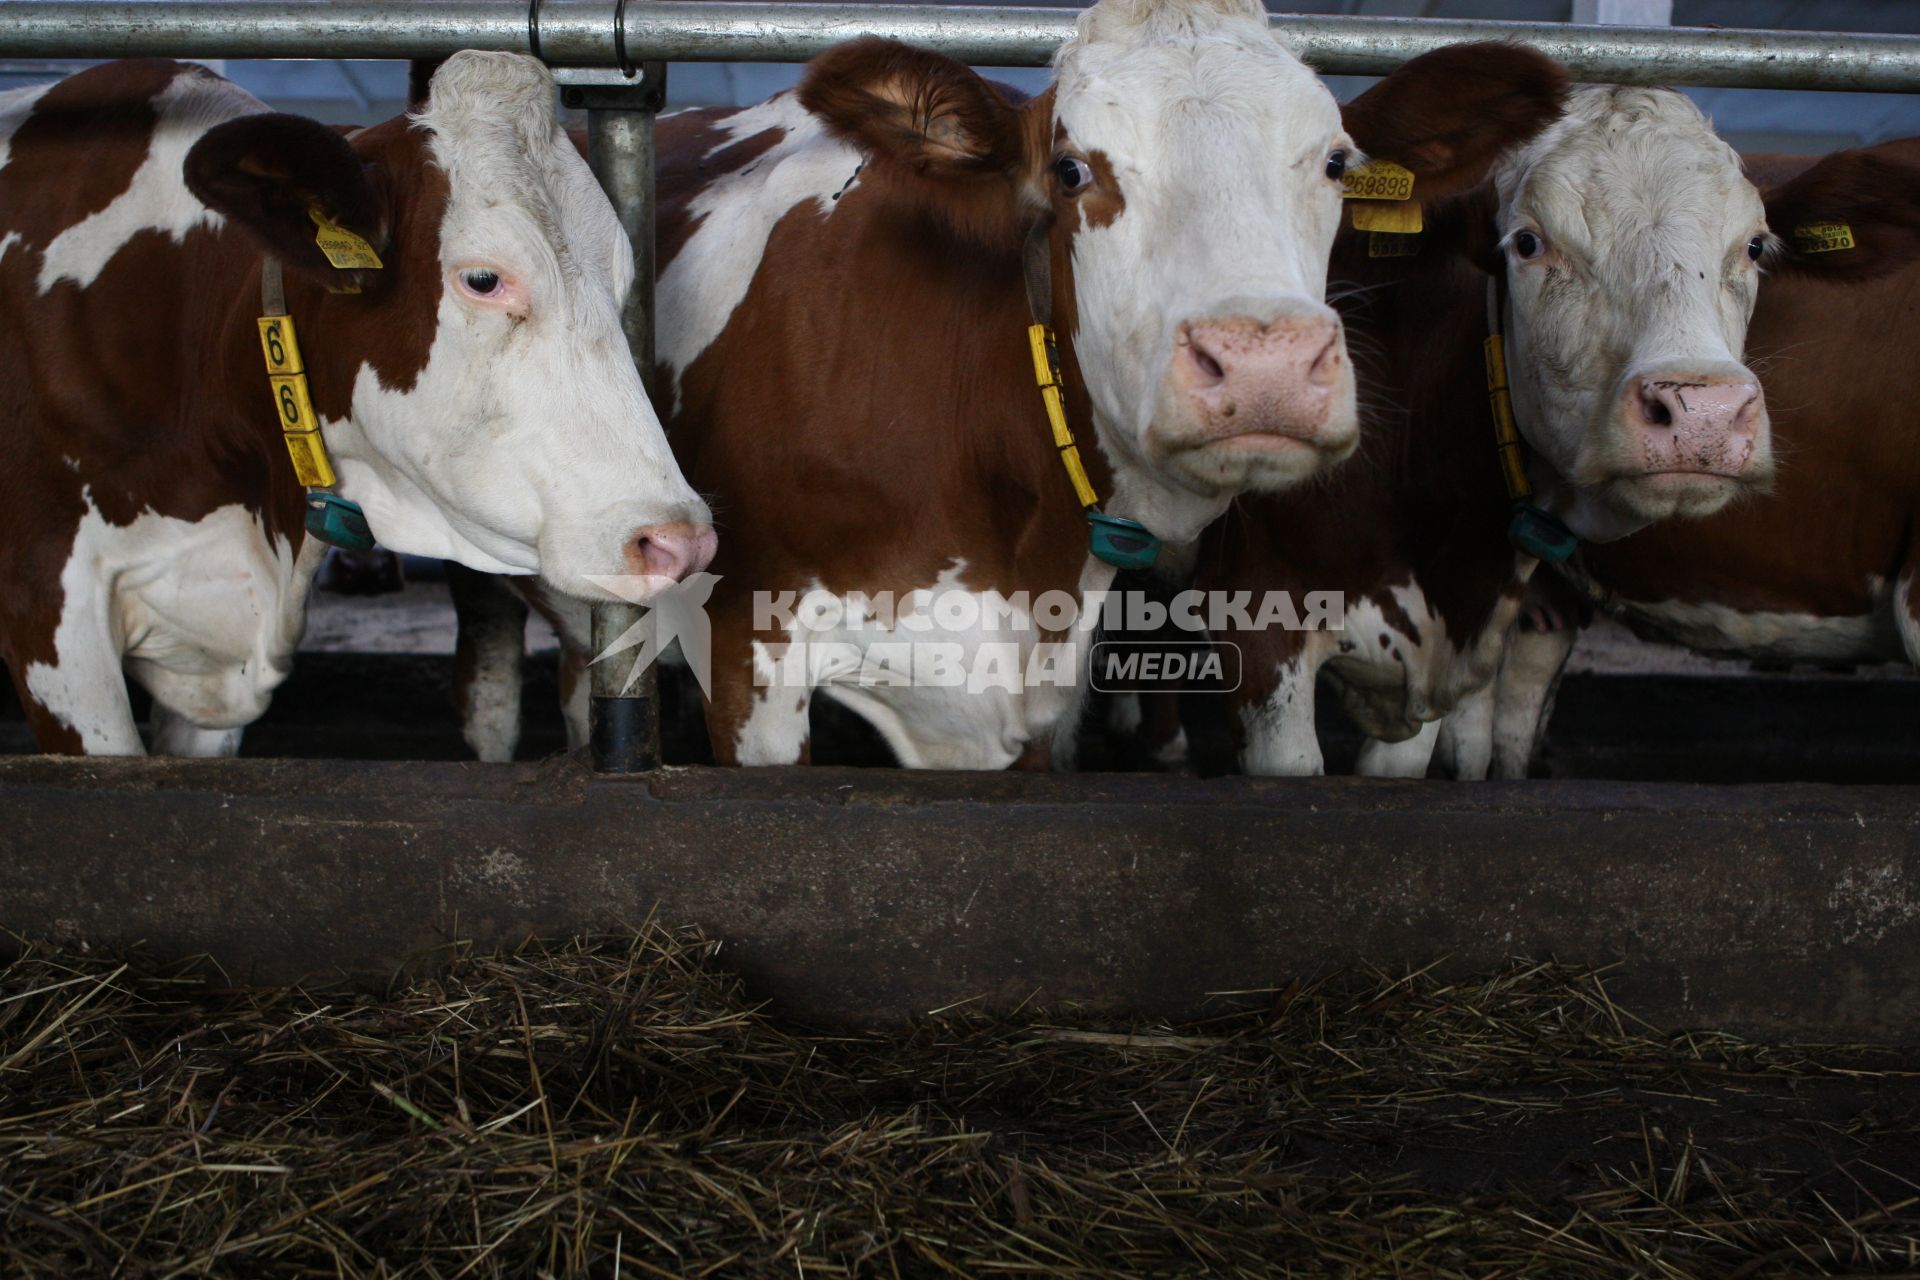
[1487,86,1920,538]
[801,2,1566,544]
[186,51,714,602]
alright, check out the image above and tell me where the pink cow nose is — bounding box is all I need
[625,521,718,584]
[1622,373,1765,475]
[1175,313,1345,441]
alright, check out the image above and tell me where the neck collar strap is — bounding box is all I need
[258,255,375,551]
[1484,271,1577,564]
[1022,219,1161,572]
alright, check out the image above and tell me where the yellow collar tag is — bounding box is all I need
[309,207,384,271]
[256,312,338,489]
[1341,159,1415,202]
[1484,332,1532,502]
[1028,323,1101,511]
[1792,222,1855,254]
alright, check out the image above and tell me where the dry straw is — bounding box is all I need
[1,929,1915,1277]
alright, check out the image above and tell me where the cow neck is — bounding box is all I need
[1020,216,1162,573]
[1484,268,1579,564]
[257,255,376,553]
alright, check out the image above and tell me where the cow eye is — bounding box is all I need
[459,268,502,297]
[1511,230,1546,261]
[1054,155,1094,195]
[1746,235,1767,261]
[1325,149,1349,180]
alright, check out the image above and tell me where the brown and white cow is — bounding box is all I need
[1462,138,1920,778]
[1201,88,1920,777]
[454,3,1571,767]
[0,53,713,755]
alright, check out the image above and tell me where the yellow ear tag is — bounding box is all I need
[1341,159,1415,202]
[1368,230,1421,259]
[308,207,384,270]
[1792,222,1855,254]
[1351,200,1424,235]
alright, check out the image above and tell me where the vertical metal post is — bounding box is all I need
[577,62,667,772]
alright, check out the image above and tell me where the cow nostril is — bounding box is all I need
[1639,387,1674,428]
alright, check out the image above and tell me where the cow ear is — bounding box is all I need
[1762,149,1920,281]
[799,37,1034,244]
[1341,42,1568,205]
[185,113,387,278]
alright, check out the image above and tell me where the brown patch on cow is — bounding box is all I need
[1081,150,1127,230]
[800,39,1042,249]
[1763,145,1920,282]
[300,117,448,415]
[1340,42,1569,206]
[0,59,185,252]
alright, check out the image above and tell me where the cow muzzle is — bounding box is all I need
[625,519,719,587]
[1174,308,1350,437]
[1606,362,1772,516]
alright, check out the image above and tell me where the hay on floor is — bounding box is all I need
[1,929,1916,1277]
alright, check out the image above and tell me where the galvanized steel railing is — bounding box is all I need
[2,2,1920,92]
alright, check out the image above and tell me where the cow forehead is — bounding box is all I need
[1053,5,1337,175]
[415,52,627,294]
[1501,87,1758,252]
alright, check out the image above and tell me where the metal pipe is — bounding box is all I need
[4,1,1920,92]
[585,75,666,773]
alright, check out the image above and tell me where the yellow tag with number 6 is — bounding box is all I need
[257,316,304,375]
[269,371,320,436]
[309,207,384,271]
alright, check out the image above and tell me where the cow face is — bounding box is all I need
[187,52,713,602]
[1492,88,1771,532]
[801,12,1567,543]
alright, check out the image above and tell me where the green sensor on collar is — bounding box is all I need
[1088,512,1162,571]
[1508,503,1577,564]
[305,492,376,552]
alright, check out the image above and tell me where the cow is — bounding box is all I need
[449,2,1572,767]
[0,53,715,756]
[1455,138,1920,779]
[1195,88,1920,777]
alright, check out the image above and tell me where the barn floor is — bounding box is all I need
[2,930,1915,1278]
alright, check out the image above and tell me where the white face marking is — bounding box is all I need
[25,494,317,752]
[657,96,863,415]
[1497,87,1772,529]
[331,52,709,602]
[1056,0,1358,539]
[36,69,252,293]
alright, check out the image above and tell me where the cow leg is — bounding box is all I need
[556,640,591,753]
[148,701,243,757]
[1489,622,1577,780]
[448,564,529,764]
[1238,655,1323,775]
[1433,680,1495,780]
[1354,721,1440,778]
[11,605,143,756]
[702,601,812,767]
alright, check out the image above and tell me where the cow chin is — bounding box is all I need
[1600,467,1769,524]
[1149,401,1360,496]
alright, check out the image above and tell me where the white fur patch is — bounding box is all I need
[656,95,863,413]
[24,494,317,753]
[1614,592,1897,665]
[36,69,253,293]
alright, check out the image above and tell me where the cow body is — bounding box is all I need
[1206,92,1920,777]
[454,9,1569,767]
[0,55,712,755]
